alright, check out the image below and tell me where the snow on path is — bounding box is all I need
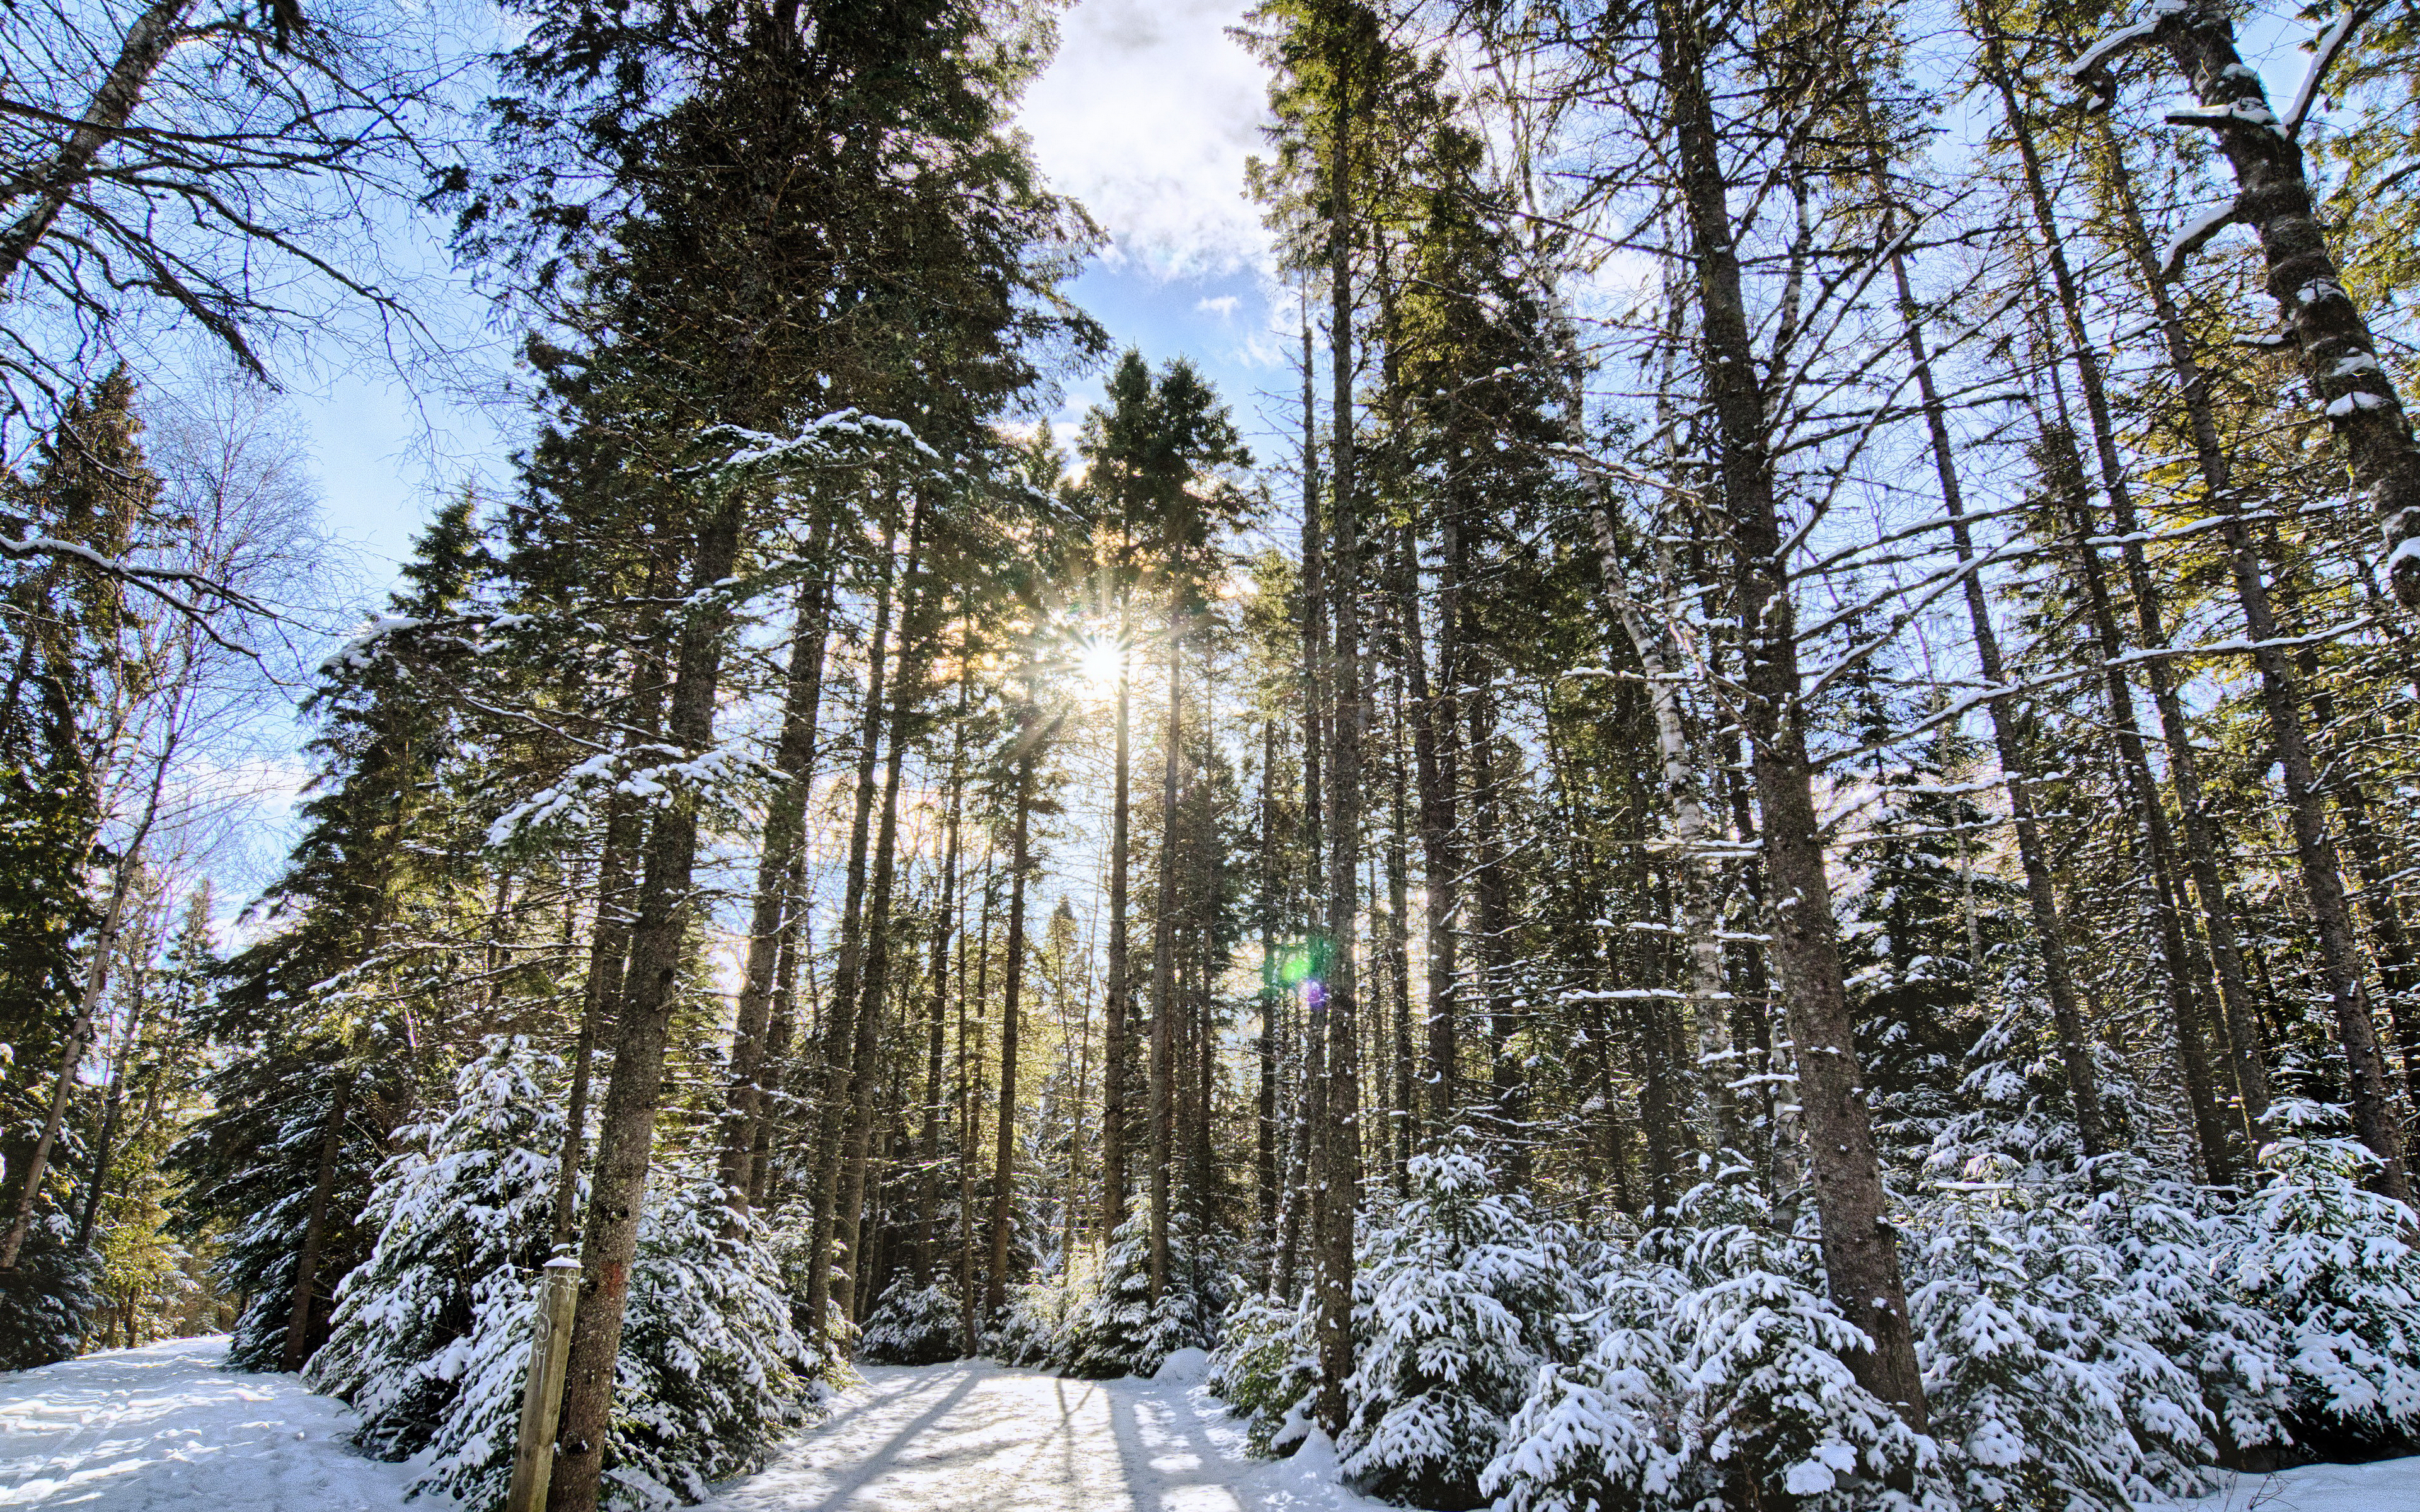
[2188,1454,2420,1512]
[702,1354,1378,1512]
[0,1334,434,1511]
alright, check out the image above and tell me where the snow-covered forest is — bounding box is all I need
[8,0,2420,1507]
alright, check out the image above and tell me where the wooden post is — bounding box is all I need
[506,1257,582,1512]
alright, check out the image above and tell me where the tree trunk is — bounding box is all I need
[918,655,971,1285]
[548,496,747,1512]
[722,550,835,1222]
[1384,638,1415,1186]
[1652,0,1925,1424]
[1257,718,1282,1233]
[1313,62,1363,1431]
[2036,413,2240,1180]
[1398,507,1458,1141]
[1148,614,1182,1301]
[1988,47,2270,1153]
[2092,117,2408,1196]
[1861,125,2107,1157]
[2094,0,2420,610]
[838,563,926,1317]
[74,966,149,1254]
[986,697,1039,1320]
[0,0,195,289]
[800,522,900,1346]
[280,1071,352,1373]
[1102,602,1133,1240]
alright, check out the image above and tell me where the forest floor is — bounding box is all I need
[698,1353,1374,1512]
[2,1337,2419,1511]
[0,1334,418,1509]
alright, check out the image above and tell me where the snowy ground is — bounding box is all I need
[0,1334,427,1509]
[700,1350,1376,1512]
[4,1336,2420,1511]
[2186,1453,2420,1512]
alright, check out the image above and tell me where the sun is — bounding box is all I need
[1077,636,1125,697]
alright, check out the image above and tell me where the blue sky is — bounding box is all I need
[291,0,1289,591]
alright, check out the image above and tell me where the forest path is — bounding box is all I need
[701,1356,1372,1512]
[0,1334,417,1511]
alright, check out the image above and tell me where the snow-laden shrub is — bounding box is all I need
[858,1281,964,1365]
[2227,1098,2420,1456]
[1485,1177,1942,1512]
[1207,1292,1320,1455]
[1484,1266,1690,1512]
[407,1169,820,1511]
[606,1168,821,1506]
[1339,1138,1581,1508]
[988,1270,1086,1368]
[0,1213,98,1370]
[1909,1172,2169,1510]
[2082,1159,2286,1479]
[309,1038,563,1458]
[1061,1210,1233,1379]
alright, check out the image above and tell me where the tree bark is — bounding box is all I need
[548,496,748,1512]
[0,0,195,289]
[800,521,899,1346]
[280,1071,351,1373]
[918,655,971,1285]
[986,690,1039,1320]
[1313,57,1363,1432]
[1148,614,1182,1302]
[837,558,926,1317]
[1398,505,1458,1141]
[2087,0,2420,611]
[721,549,835,1222]
[2090,118,2409,1197]
[1257,718,1282,1233]
[1102,605,1133,1240]
[1651,0,1927,1423]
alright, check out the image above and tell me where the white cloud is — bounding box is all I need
[1196,294,1241,319]
[1020,0,1274,279]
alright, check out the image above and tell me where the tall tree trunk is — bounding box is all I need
[1398,506,1458,1141]
[548,496,747,1512]
[74,967,150,1253]
[836,600,923,1319]
[919,654,971,1285]
[2036,413,2239,1180]
[1313,57,1363,1431]
[1102,598,1133,1240]
[1988,45,2270,1155]
[1257,718,1282,1233]
[1581,457,1737,1156]
[747,857,807,1213]
[721,546,836,1221]
[280,1070,351,1373]
[553,570,674,1249]
[1148,616,1182,1301]
[1276,304,1328,1305]
[800,520,900,1346]
[2090,117,2408,1196]
[1384,639,1414,1186]
[1860,128,2107,1157]
[1652,0,1926,1423]
[986,694,1039,1320]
